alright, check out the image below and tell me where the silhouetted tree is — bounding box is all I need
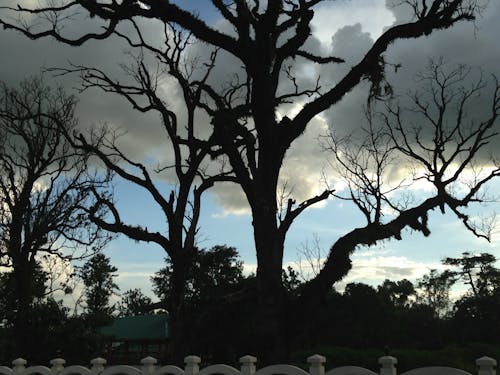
[152,245,244,309]
[0,263,92,363]
[0,263,48,329]
[444,252,500,299]
[323,61,499,333]
[378,279,416,309]
[117,288,153,317]
[0,77,110,356]
[417,269,455,317]
[80,252,119,328]
[445,252,500,343]
[343,283,390,346]
[151,245,245,358]
[43,31,233,360]
[2,0,497,360]
[282,266,302,295]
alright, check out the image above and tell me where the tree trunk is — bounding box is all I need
[240,122,293,362]
[167,249,195,364]
[11,256,33,358]
[252,203,290,363]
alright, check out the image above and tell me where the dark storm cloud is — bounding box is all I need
[1,0,498,214]
[0,7,177,163]
[317,0,500,163]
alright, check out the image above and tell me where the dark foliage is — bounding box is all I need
[0,77,111,356]
[79,252,119,328]
[117,288,153,317]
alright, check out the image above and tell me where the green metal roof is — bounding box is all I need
[99,314,169,340]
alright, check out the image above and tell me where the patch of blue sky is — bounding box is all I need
[171,1,222,26]
[197,193,256,261]
[109,173,498,261]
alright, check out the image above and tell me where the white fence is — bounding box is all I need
[0,355,496,375]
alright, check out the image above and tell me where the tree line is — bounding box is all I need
[0,0,499,364]
[1,245,499,365]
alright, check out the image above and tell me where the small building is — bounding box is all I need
[100,314,169,363]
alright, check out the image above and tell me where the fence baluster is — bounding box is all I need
[12,359,27,375]
[378,356,397,375]
[3,353,498,375]
[50,358,66,374]
[141,357,157,375]
[184,356,201,375]
[90,358,107,375]
[307,355,326,375]
[240,355,257,375]
[477,357,497,375]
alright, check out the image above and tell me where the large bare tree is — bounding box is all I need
[49,28,236,359]
[323,61,499,299]
[1,0,497,359]
[0,77,110,356]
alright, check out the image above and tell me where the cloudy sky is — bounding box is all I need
[1,0,499,300]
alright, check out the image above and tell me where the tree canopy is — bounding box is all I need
[80,252,119,327]
[0,77,111,357]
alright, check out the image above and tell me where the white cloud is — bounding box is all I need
[349,255,443,280]
[279,116,332,206]
[210,183,250,217]
[242,263,257,276]
[278,252,446,292]
[311,0,395,46]
[37,254,82,309]
[116,271,155,280]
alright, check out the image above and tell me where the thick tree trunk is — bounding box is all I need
[11,256,33,358]
[168,262,187,364]
[167,249,196,364]
[253,291,289,363]
[252,203,290,363]
[168,308,187,365]
[241,112,293,361]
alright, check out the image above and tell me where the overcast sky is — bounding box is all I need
[1,0,499,300]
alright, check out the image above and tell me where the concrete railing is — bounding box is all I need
[0,355,496,375]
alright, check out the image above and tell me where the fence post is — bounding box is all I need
[308,355,326,375]
[90,358,107,375]
[185,356,201,375]
[240,355,257,375]
[12,359,27,375]
[477,357,497,375]
[141,357,158,375]
[378,356,397,375]
[50,358,66,374]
